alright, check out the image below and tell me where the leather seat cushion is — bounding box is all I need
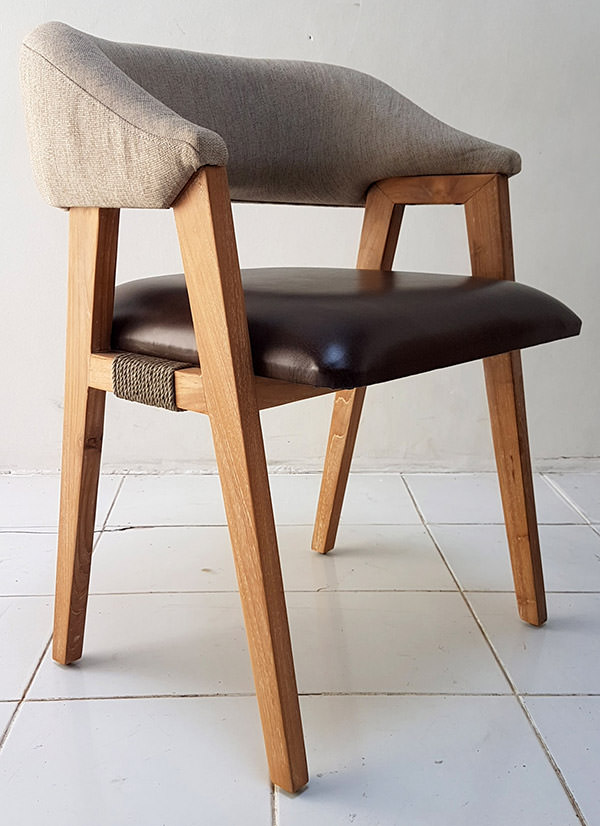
[111,268,581,390]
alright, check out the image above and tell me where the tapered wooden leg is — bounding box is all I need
[484,351,546,625]
[312,187,404,553]
[53,207,119,664]
[210,398,308,791]
[174,168,307,792]
[466,175,546,626]
[312,388,366,553]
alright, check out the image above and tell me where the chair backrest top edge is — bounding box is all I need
[20,21,521,210]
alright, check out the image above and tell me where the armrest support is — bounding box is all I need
[373,173,497,205]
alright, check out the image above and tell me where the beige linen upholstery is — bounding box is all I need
[21,22,521,209]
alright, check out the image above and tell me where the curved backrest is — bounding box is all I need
[21,22,521,209]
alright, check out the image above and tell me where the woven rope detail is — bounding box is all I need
[112,353,191,411]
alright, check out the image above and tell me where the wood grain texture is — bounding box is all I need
[89,352,331,413]
[377,173,495,205]
[312,387,367,553]
[173,167,308,793]
[53,207,119,665]
[465,174,546,626]
[312,185,404,553]
[254,376,332,408]
[89,354,209,413]
[465,173,514,279]
[357,185,405,271]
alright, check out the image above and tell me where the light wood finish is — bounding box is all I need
[53,207,119,664]
[312,172,546,627]
[312,387,367,553]
[88,353,208,413]
[464,173,514,279]
[254,376,332,409]
[173,367,207,411]
[465,174,546,626]
[312,185,404,553]
[483,351,546,624]
[49,170,546,796]
[376,173,495,205]
[173,167,308,793]
[88,352,331,413]
[356,184,405,272]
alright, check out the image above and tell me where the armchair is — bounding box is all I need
[20,21,580,792]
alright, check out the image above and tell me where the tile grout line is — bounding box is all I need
[2,471,596,820]
[0,529,58,535]
[96,519,585,532]
[0,476,127,751]
[401,475,519,683]
[4,588,600,599]
[399,474,590,826]
[0,473,128,536]
[26,692,258,702]
[271,782,278,826]
[17,690,600,703]
[1,521,585,532]
[541,473,599,534]
[0,633,52,754]
[515,696,589,826]
[93,473,128,550]
[2,471,590,533]
[103,473,128,530]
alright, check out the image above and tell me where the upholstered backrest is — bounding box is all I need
[21,21,521,209]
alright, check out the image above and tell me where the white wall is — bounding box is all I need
[2,0,598,473]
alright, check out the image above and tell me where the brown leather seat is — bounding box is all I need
[112,267,581,390]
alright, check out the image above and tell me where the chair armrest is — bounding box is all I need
[20,22,228,209]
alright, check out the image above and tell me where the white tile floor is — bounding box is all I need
[0,470,599,825]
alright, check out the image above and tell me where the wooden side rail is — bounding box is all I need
[88,351,332,413]
[375,173,496,205]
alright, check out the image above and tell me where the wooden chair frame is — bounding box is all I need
[53,166,545,793]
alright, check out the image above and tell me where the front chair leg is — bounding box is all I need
[484,351,546,625]
[210,403,308,792]
[466,174,546,626]
[312,387,366,553]
[174,166,307,792]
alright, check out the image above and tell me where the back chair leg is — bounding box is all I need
[312,187,404,553]
[466,175,546,626]
[312,387,366,553]
[53,207,119,664]
[174,167,308,792]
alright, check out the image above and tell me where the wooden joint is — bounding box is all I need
[88,351,331,413]
[464,174,514,281]
[373,173,497,206]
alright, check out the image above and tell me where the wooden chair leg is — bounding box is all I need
[312,387,366,553]
[484,351,546,625]
[312,187,405,553]
[174,168,308,793]
[210,396,308,791]
[53,207,119,664]
[466,175,546,626]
